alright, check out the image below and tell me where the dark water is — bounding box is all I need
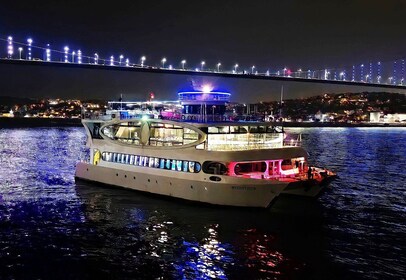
[0,127,405,279]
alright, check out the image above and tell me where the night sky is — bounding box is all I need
[1,0,405,102]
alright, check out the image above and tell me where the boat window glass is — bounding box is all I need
[208,127,219,133]
[130,155,134,165]
[149,157,155,167]
[196,143,205,150]
[239,126,248,133]
[202,161,227,175]
[183,161,189,172]
[188,162,195,173]
[144,157,149,167]
[117,153,122,163]
[160,158,165,169]
[195,162,201,173]
[176,160,183,171]
[171,160,177,170]
[234,162,266,174]
[165,159,171,169]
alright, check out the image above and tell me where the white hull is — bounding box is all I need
[75,162,288,208]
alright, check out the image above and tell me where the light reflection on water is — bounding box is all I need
[0,127,405,279]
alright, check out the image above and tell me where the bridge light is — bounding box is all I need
[45,44,51,61]
[161,57,166,68]
[110,56,114,66]
[201,61,205,70]
[251,65,255,74]
[94,53,99,64]
[27,38,32,60]
[77,50,82,64]
[125,58,129,67]
[18,47,23,60]
[7,36,13,59]
[119,55,124,66]
[181,60,186,70]
[72,51,76,63]
[234,64,238,73]
[217,62,221,72]
[64,46,69,63]
[141,56,146,67]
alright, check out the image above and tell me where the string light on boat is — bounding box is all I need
[7,36,13,59]
[64,46,69,62]
[27,38,32,60]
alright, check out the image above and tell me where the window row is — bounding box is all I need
[101,152,202,173]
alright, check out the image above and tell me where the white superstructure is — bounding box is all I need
[75,91,336,207]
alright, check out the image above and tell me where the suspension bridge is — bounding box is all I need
[1,35,406,90]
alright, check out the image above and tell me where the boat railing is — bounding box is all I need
[283,133,302,147]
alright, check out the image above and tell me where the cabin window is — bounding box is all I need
[281,159,293,170]
[202,161,227,175]
[234,162,266,175]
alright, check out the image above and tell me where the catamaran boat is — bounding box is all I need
[75,89,336,208]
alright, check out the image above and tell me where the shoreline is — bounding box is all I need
[0,117,405,128]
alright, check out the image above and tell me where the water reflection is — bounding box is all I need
[1,127,405,279]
